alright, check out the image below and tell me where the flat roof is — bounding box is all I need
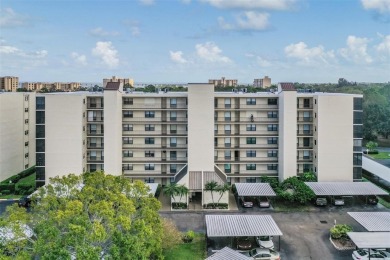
[205,215,282,237]
[304,182,388,196]
[363,156,390,183]
[348,212,390,232]
[235,183,276,197]
[206,247,251,260]
[347,232,390,249]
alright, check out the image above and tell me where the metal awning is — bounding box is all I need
[146,183,158,196]
[304,182,388,196]
[206,246,251,260]
[347,232,390,248]
[235,183,276,197]
[363,156,390,183]
[206,215,283,237]
[348,212,390,231]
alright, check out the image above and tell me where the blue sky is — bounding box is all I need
[0,0,389,84]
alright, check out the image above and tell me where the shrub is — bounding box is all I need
[231,184,237,194]
[155,184,162,198]
[182,230,195,243]
[161,218,182,250]
[363,150,379,154]
[0,183,15,193]
[172,202,187,209]
[1,190,10,195]
[16,183,34,195]
[203,203,228,209]
[330,224,353,239]
[260,176,279,189]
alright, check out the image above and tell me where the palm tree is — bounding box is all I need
[216,183,230,204]
[177,185,189,203]
[204,181,219,207]
[163,183,180,202]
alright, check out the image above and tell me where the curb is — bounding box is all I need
[329,236,355,251]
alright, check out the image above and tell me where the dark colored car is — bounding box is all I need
[315,197,327,206]
[367,195,378,205]
[239,197,254,208]
[236,236,252,250]
[18,196,31,208]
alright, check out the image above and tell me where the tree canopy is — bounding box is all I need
[0,172,164,259]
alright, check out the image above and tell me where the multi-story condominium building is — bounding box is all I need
[0,76,19,92]
[21,82,81,92]
[0,92,36,181]
[103,76,134,88]
[253,76,271,88]
[209,77,238,87]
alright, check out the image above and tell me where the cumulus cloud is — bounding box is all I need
[92,41,119,68]
[218,11,269,31]
[375,34,390,55]
[139,0,154,5]
[201,0,295,10]
[361,0,390,13]
[0,8,30,28]
[195,42,232,63]
[123,20,141,36]
[285,42,335,65]
[339,36,372,64]
[169,51,188,63]
[71,52,87,66]
[89,27,119,37]
[0,42,47,58]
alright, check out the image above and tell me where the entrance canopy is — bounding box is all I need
[347,232,390,249]
[348,212,390,232]
[205,215,282,237]
[206,246,251,260]
[235,183,276,197]
[304,182,388,196]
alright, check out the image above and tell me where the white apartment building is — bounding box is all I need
[0,92,36,181]
[0,76,19,92]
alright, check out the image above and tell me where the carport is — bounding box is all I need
[304,182,388,204]
[347,232,390,259]
[206,246,251,260]
[235,183,276,197]
[347,212,390,231]
[205,215,283,251]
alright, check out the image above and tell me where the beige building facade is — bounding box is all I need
[0,76,19,92]
[253,76,271,88]
[103,76,134,88]
[208,77,238,87]
[21,82,80,92]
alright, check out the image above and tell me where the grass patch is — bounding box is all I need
[0,194,22,199]
[17,172,36,186]
[163,233,206,260]
[368,152,390,159]
[272,201,313,212]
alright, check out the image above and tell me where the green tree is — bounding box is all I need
[299,172,317,182]
[177,184,189,203]
[204,181,219,206]
[0,172,164,259]
[163,183,180,202]
[216,183,230,204]
[279,177,315,204]
[365,141,378,152]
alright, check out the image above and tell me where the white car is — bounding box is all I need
[241,248,280,260]
[352,249,390,260]
[256,236,274,249]
[333,196,345,206]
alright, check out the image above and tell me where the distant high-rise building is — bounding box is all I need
[21,82,81,92]
[103,76,134,88]
[208,77,238,87]
[253,76,271,88]
[0,76,19,92]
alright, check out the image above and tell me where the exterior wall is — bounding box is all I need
[278,90,297,181]
[0,77,19,92]
[188,84,214,172]
[314,95,354,181]
[203,190,229,206]
[44,94,86,182]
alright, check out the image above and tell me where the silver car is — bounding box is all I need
[333,196,345,206]
[241,248,280,260]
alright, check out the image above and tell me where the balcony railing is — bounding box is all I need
[122,117,188,122]
[297,117,313,122]
[122,103,187,109]
[87,116,104,122]
[297,104,313,109]
[297,130,313,136]
[87,130,104,136]
[122,130,187,135]
[214,117,278,122]
[87,144,104,149]
[87,156,104,162]
[297,144,314,149]
[87,103,104,109]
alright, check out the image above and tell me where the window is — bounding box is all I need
[224,150,231,159]
[267,164,277,170]
[267,150,278,157]
[36,153,45,166]
[25,130,29,135]
[170,98,177,108]
[36,139,45,152]
[267,137,278,144]
[303,150,310,159]
[224,98,231,108]
[36,97,45,109]
[123,124,133,131]
[224,164,231,173]
[24,108,28,112]
[354,125,363,138]
[145,164,155,170]
[267,124,278,131]
[267,111,278,118]
[36,111,45,124]
[354,111,363,124]
[224,124,231,134]
[25,95,29,101]
[36,125,45,138]
[145,124,155,131]
[353,139,362,151]
[224,111,231,121]
[123,111,133,118]
[303,124,311,134]
[123,151,133,157]
[123,98,133,105]
[353,167,362,179]
[123,164,133,170]
[224,137,231,147]
[170,111,177,121]
[246,177,256,183]
[303,98,310,108]
[123,137,133,144]
[170,164,177,173]
[246,150,256,157]
[89,137,97,147]
[25,119,29,124]
[354,98,363,110]
[145,111,155,118]
[25,141,29,147]
[214,137,218,146]
[170,137,177,147]
[145,151,155,157]
[246,164,256,170]
[247,137,256,144]
[246,124,256,131]
[303,111,311,121]
[246,98,256,105]
[303,137,310,147]
[170,125,177,133]
[268,98,277,105]
[145,137,155,144]
[170,151,177,160]
[353,154,362,166]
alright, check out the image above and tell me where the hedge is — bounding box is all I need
[172,202,187,209]
[203,203,228,209]
[1,166,36,184]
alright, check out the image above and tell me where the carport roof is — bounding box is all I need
[205,215,283,237]
[235,183,276,197]
[347,232,390,249]
[348,212,390,232]
[206,247,251,260]
[304,182,388,196]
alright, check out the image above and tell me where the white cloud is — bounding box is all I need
[89,27,119,37]
[256,56,271,67]
[71,52,87,66]
[201,0,295,10]
[139,0,154,5]
[285,42,335,65]
[92,41,119,68]
[361,0,390,13]
[0,42,47,58]
[375,35,390,55]
[195,42,232,63]
[169,51,188,63]
[218,12,269,31]
[339,36,372,64]
[0,8,30,28]
[123,20,141,36]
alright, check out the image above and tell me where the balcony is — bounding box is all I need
[122,156,187,162]
[297,143,314,149]
[87,130,104,136]
[87,143,104,149]
[122,103,187,109]
[122,117,188,123]
[297,156,313,162]
[297,104,313,109]
[87,116,104,122]
[87,103,104,109]
[297,130,313,136]
[297,117,313,122]
[87,156,104,162]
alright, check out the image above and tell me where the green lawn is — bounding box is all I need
[368,152,390,159]
[163,233,206,260]
[17,172,36,186]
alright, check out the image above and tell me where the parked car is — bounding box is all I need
[236,236,253,250]
[241,248,280,260]
[258,197,270,208]
[333,196,345,206]
[367,195,379,205]
[315,197,327,206]
[256,236,274,249]
[239,197,254,208]
[18,196,31,208]
[352,249,390,260]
